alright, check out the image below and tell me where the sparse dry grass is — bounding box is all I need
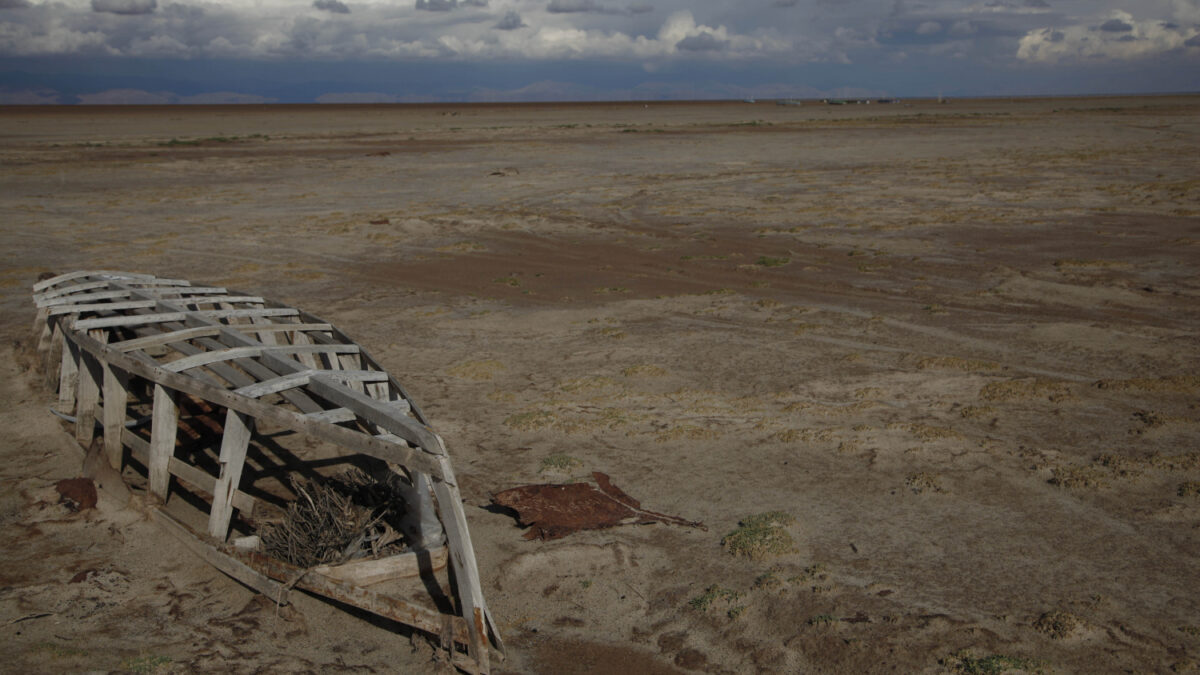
[722,512,797,561]
[1096,375,1200,393]
[979,378,1074,403]
[447,359,506,381]
[1033,610,1079,640]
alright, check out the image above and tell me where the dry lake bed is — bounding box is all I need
[1,96,1199,673]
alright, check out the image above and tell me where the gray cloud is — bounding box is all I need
[0,0,31,9]
[628,2,652,14]
[676,31,724,51]
[313,0,350,14]
[547,0,600,13]
[1098,18,1132,32]
[415,0,456,11]
[1024,0,1049,8]
[91,0,157,15]
[771,0,799,7]
[495,10,525,30]
[1186,34,1200,47]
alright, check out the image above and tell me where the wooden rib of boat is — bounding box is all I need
[31,270,502,674]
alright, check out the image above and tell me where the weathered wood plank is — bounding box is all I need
[47,299,158,315]
[164,343,360,373]
[304,408,358,424]
[311,546,448,585]
[38,289,132,308]
[148,384,179,499]
[225,548,473,647]
[434,471,491,673]
[208,410,254,541]
[33,270,154,292]
[308,376,442,454]
[58,334,78,410]
[153,510,290,604]
[75,307,298,331]
[75,348,102,446]
[124,430,256,514]
[234,369,388,400]
[76,312,189,330]
[101,360,129,469]
[110,323,337,354]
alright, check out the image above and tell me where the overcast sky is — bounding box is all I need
[1,0,1198,103]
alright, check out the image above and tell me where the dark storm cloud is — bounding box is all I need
[1023,0,1049,8]
[495,10,525,30]
[1098,18,1133,32]
[0,0,31,9]
[415,0,456,11]
[313,0,350,14]
[92,0,157,15]
[1185,34,1200,47]
[628,2,652,14]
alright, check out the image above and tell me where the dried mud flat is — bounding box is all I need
[1,96,1199,673]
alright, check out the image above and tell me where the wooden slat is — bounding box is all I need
[35,279,121,300]
[308,376,442,453]
[48,299,158,315]
[304,408,358,424]
[153,510,289,604]
[311,547,448,585]
[235,369,388,399]
[58,335,78,411]
[148,384,178,499]
[38,289,132,308]
[164,343,360,373]
[208,410,254,541]
[102,360,130,469]
[76,312,188,330]
[124,429,257,514]
[33,270,154,292]
[226,548,473,648]
[75,348,101,446]
[112,326,222,352]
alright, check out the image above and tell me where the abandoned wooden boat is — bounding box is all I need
[31,270,502,674]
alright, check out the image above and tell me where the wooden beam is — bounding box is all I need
[308,376,442,454]
[153,510,290,605]
[148,383,179,500]
[75,348,101,446]
[164,343,360,373]
[208,410,254,541]
[58,333,78,411]
[101,360,129,470]
[124,429,257,514]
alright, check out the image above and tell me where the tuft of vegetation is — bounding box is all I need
[722,511,797,561]
[539,453,583,474]
[688,584,745,619]
[946,650,1041,675]
[905,472,945,494]
[807,613,835,626]
[1033,610,1079,639]
[121,654,173,674]
[755,255,790,268]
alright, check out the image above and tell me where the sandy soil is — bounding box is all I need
[1,96,1199,674]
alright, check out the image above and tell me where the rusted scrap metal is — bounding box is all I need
[31,270,502,674]
[492,471,705,540]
